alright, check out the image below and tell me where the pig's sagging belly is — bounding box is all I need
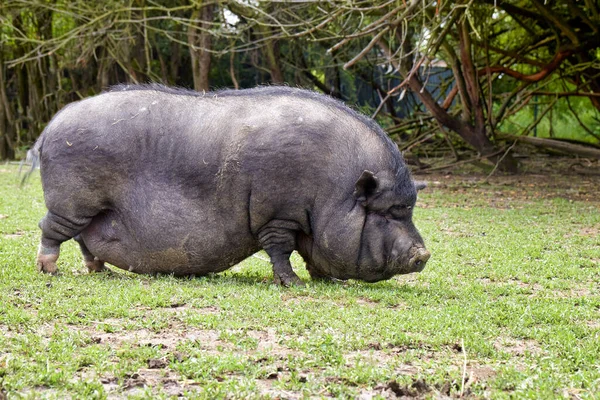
[80,206,259,276]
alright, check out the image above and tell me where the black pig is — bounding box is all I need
[35,85,430,285]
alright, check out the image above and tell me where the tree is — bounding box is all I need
[188,2,215,91]
[0,0,598,166]
[236,0,600,169]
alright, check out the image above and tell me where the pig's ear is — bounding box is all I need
[414,181,427,191]
[353,170,379,204]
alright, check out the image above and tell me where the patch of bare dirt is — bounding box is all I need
[246,328,295,357]
[586,320,600,329]
[345,349,420,375]
[550,287,593,299]
[255,379,303,400]
[413,156,600,205]
[76,367,199,399]
[345,342,497,391]
[507,279,544,293]
[15,387,59,399]
[478,278,598,299]
[73,318,300,360]
[579,226,600,237]
[359,376,481,399]
[476,278,545,294]
[83,324,231,353]
[280,295,350,312]
[355,298,380,307]
[395,274,430,288]
[65,320,300,397]
[469,364,496,381]
[0,325,13,339]
[147,303,220,315]
[357,385,398,400]
[494,337,542,356]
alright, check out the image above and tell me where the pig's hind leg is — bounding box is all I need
[37,211,95,274]
[74,235,107,273]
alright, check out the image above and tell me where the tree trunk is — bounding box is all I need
[260,27,284,84]
[406,71,518,173]
[378,38,518,173]
[499,134,600,159]
[188,4,214,92]
[96,47,114,91]
[226,1,284,85]
[0,54,16,160]
[169,42,181,85]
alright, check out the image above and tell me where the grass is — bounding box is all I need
[0,161,599,399]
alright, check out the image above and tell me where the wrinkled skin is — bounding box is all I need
[35,85,430,285]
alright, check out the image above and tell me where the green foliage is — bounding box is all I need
[1,164,599,398]
[498,80,600,145]
[2,0,600,162]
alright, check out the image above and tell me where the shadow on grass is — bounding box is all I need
[74,265,431,298]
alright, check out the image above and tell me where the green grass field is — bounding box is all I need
[0,162,599,399]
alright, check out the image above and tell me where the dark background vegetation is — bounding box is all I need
[1,0,599,172]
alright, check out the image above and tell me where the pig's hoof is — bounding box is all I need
[274,273,305,287]
[84,259,107,273]
[36,254,59,275]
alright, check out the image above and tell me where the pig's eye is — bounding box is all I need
[388,205,412,219]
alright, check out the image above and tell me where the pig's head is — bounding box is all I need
[351,169,430,281]
[298,168,430,283]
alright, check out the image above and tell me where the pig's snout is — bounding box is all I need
[408,247,430,272]
[390,238,431,273]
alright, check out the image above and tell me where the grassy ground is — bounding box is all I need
[0,159,599,399]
